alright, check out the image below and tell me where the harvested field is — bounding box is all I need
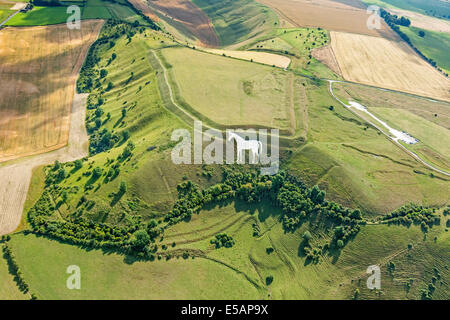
[0,91,89,236]
[257,0,397,39]
[135,0,219,47]
[311,45,342,76]
[330,31,450,101]
[0,20,103,163]
[202,48,291,69]
[388,8,450,33]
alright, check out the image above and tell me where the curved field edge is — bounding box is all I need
[6,232,263,300]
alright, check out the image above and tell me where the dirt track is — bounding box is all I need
[0,91,89,236]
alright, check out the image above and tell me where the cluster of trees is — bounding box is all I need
[420,268,441,300]
[380,9,446,76]
[77,20,152,93]
[26,164,441,263]
[2,242,33,296]
[380,9,411,27]
[211,233,235,249]
[28,191,133,244]
[380,204,438,232]
[31,0,61,6]
[89,128,120,155]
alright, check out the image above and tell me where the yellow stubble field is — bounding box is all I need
[0,20,103,162]
[330,31,450,101]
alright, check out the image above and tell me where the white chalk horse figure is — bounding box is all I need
[228,132,262,164]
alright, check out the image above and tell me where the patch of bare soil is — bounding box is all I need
[311,44,342,76]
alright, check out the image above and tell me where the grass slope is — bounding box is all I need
[192,0,278,47]
[0,250,28,300]
[399,25,450,74]
[8,232,262,299]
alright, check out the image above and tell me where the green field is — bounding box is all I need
[6,0,150,26]
[333,82,450,173]
[5,200,449,299]
[0,248,28,300]
[160,46,298,133]
[0,9,13,23]
[245,28,341,80]
[192,0,278,47]
[399,25,450,74]
[2,19,449,301]
[5,6,69,26]
[369,107,450,171]
[7,233,262,299]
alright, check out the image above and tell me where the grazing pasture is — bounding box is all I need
[0,21,103,162]
[330,31,450,101]
[7,233,262,299]
[398,26,450,74]
[256,0,397,39]
[161,47,297,133]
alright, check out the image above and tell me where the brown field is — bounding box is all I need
[0,20,103,163]
[257,0,397,39]
[128,0,160,22]
[330,31,450,101]
[388,8,450,33]
[311,45,342,76]
[133,0,219,47]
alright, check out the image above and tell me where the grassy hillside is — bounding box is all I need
[399,25,450,74]
[0,9,13,23]
[6,199,449,299]
[3,18,448,300]
[192,0,278,46]
[245,27,340,79]
[160,46,297,134]
[7,232,262,299]
[0,247,28,300]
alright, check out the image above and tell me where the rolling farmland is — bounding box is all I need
[330,31,450,101]
[0,20,103,162]
[257,0,397,39]
[130,0,219,47]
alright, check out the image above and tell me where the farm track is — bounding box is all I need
[328,80,450,177]
[0,92,90,236]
